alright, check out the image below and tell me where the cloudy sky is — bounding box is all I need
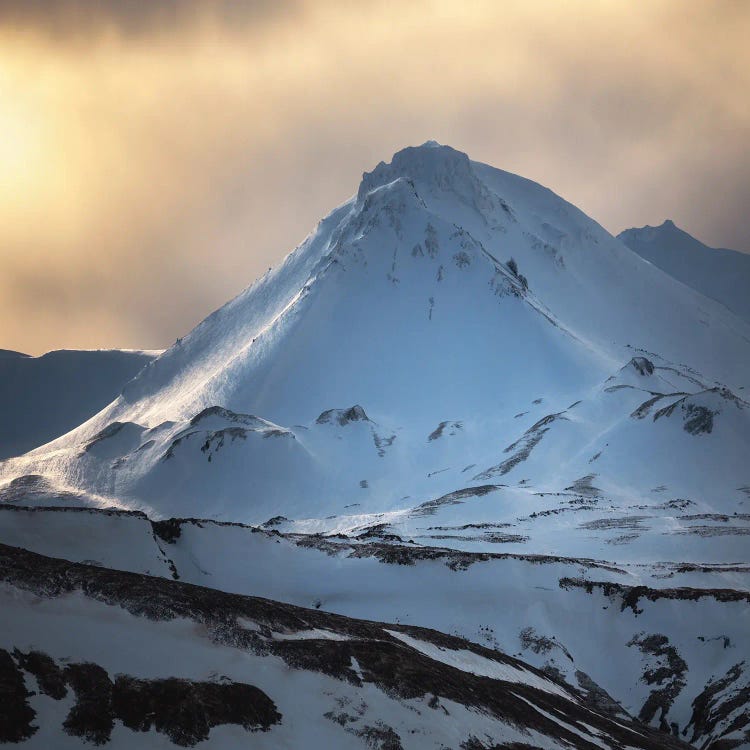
[1,0,748,355]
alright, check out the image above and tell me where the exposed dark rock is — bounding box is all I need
[14,650,67,699]
[686,662,750,748]
[682,513,750,522]
[163,426,254,462]
[650,387,745,435]
[0,648,36,742]
[199,427,249,458]
[9,646,281,748]
[683,404,716,435]
[575,671,626,717]
[519,628,572,661]
[631,394,673,420]
[425,522,514,531]
[113,675,281,746]
[605,533,640,545]
[655,498,695,511]
[152,518,182,544]
[580,515,650,531]
[525,505,598,520]
[461,738,546,749]
[63,662,115,745]
[629,357,655,376]
[412,485,502,516]
[324,709,359,726]
[559,577,750,615]
[671,526,750,537]
[670,562,749,575]
[289,534,626,573]
[422,532,528,544]
[0,543,690,749]
[316,405,370,426]
[428,420,463,441]
[0,503,147,519]
[261,515,290,527]
[475,412,567,480]
[627,633,687,729]
[697,635,732,649]
[189,406,262,427]
[355,722,404,749]
[565,475,602,498]
[354,524,403,542]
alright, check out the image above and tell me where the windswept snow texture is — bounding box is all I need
[1,142,749,749]
[0,349,157,460]
[2,142,749,523]
[619,219,750,324]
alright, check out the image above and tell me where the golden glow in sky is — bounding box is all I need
[0,0,748,354]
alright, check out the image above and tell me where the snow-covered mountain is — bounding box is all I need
[1,143,748,749]
[619,220,750,324]
[0,348,158,460]
[1,539,696,750]
[2,142,748,521]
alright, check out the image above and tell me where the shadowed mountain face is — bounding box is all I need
[619,219,750,324]
[0,349,157,460]
[1,143,748,749]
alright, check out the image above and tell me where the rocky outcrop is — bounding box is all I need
[0,543,692,750]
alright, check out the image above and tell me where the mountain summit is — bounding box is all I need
[357,141,481,202]
[1,142,749,522]
[619,219,750,323]
[1,143,749,749]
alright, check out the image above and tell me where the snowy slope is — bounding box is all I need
[1,142,748,749]
[619,219,750,324]
[1,142,749,524]
[0,349,158,460]
[2,505,748,748]
[0,542,696,749]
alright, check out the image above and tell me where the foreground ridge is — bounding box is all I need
[0,542,692,749]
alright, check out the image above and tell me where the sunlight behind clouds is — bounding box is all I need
[0,0,748,354]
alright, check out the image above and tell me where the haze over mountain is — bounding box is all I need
[619,220,750,324]
[1,143,748,749]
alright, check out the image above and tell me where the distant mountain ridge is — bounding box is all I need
[618,219,750,323]
[0,349,158,459]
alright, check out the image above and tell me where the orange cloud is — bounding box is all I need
[0,0,748,354]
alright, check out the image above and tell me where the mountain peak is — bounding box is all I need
[357,142,475,201]
[619,219,750,323]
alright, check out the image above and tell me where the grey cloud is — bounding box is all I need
[0,0,293,36]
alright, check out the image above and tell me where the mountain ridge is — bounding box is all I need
[0,348,158,460]
[1,143,748,749]
[2,142,749,525]
[618,219,750,323]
